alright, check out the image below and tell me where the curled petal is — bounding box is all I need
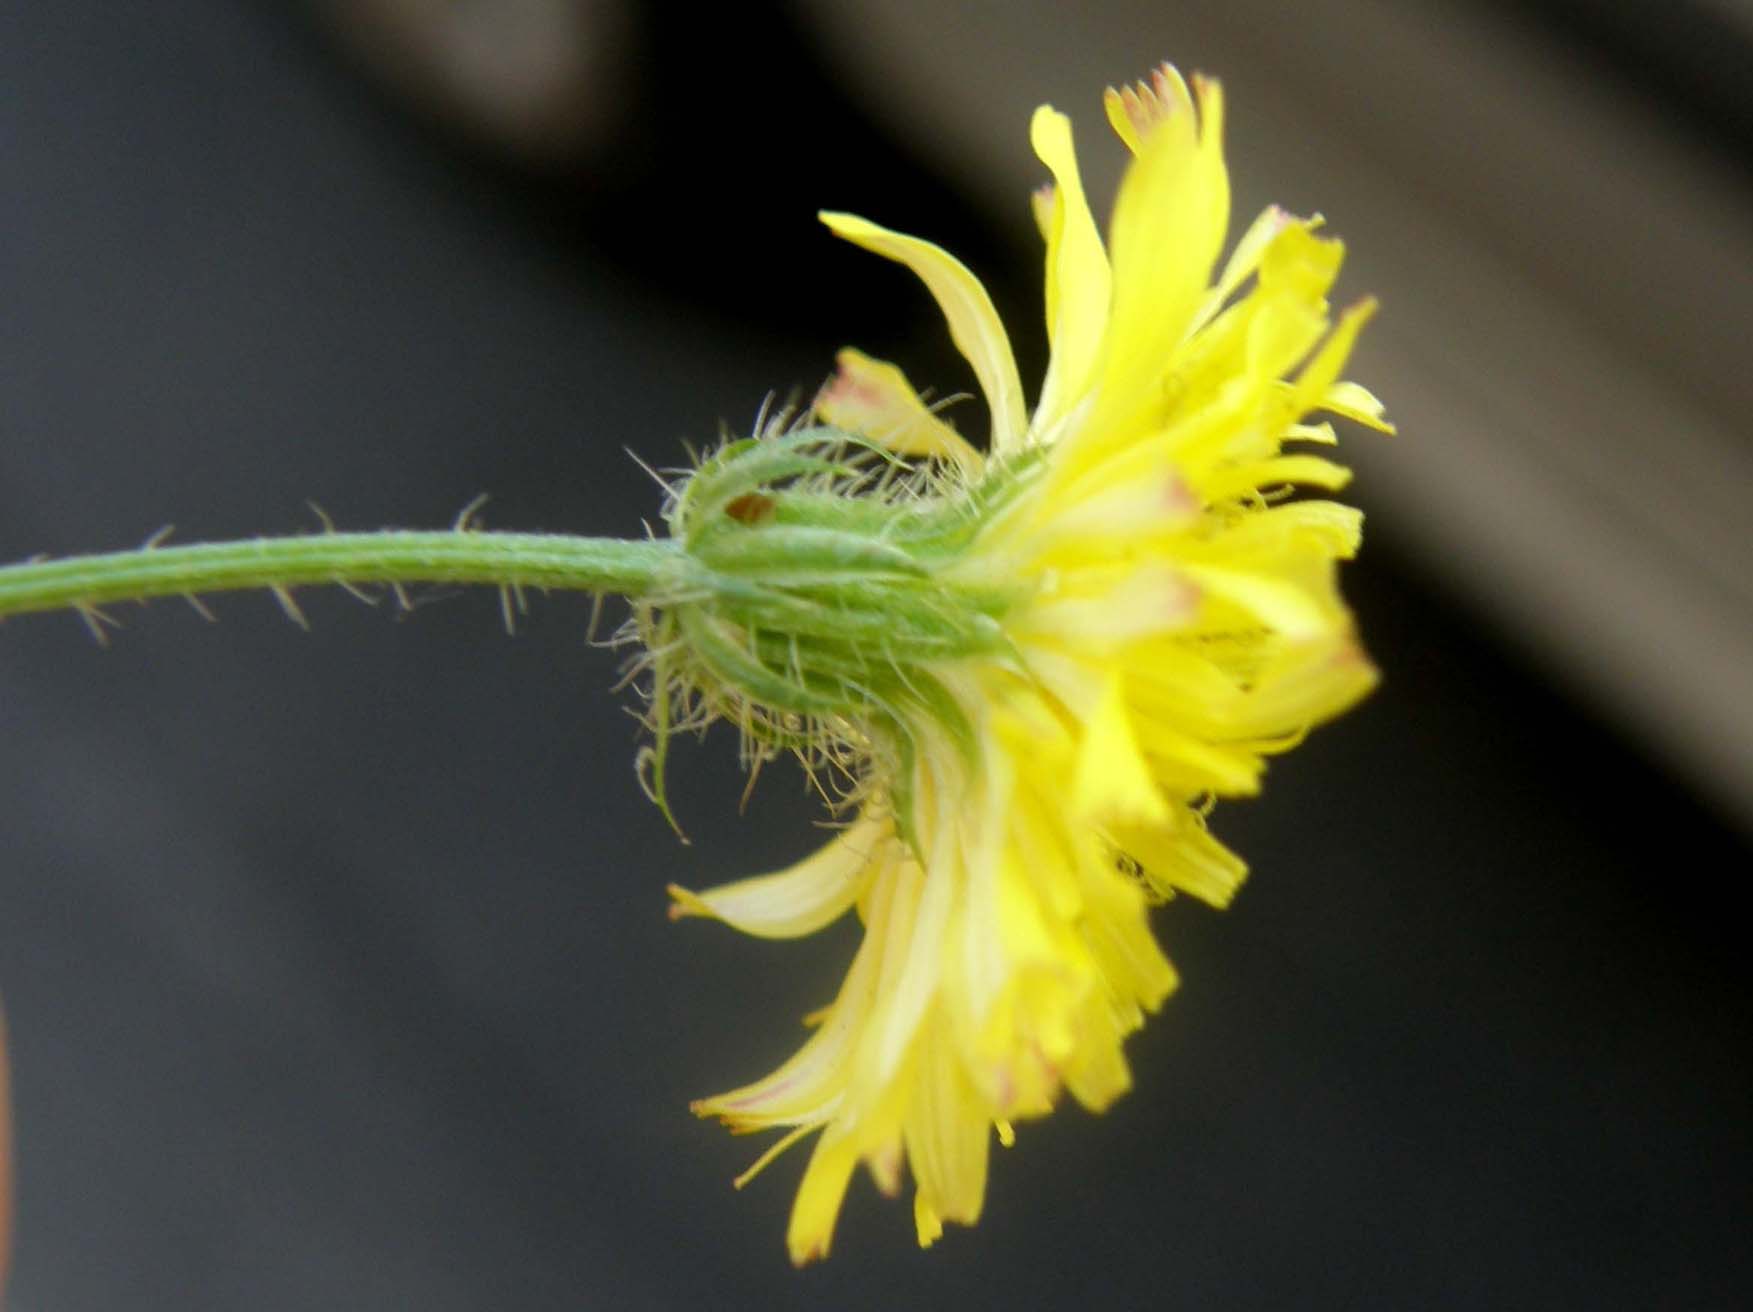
[814,348,983,474]
[692,950,871,1131]
[668,811,889,939]
[1321,379,1396,433]
[820,211,1028,450]
[691,849,902,1130]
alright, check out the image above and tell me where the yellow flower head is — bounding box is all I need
[663,65,1390,1264]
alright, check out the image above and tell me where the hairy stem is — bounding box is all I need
[0,531,677,621]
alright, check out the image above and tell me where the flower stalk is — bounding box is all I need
[0,530,676,622]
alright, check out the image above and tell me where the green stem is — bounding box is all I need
[0,531,677,621]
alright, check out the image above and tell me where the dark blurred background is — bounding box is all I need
[2,1,1749,1307]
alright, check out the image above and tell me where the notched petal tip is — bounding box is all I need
[1103,62,1208,153]
[913,1195,945,1249]
[815,348,983,474]
[666,882,710,921]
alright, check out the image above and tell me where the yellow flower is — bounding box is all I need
[668,66,1391,1264]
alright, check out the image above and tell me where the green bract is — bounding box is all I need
[635,426,1038,840]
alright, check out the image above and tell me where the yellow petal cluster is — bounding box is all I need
[672,66,1390,1263]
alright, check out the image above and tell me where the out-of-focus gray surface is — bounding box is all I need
[1,2,1749,1308]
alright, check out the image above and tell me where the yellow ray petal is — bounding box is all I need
[1029,106,1111,440]
[1321,379,1396,433]
[1235,222,1343,390]
[1243,637,1380,732]
[1073,672,1169,827]
[1021,466,1199,562]
[1109,808,1249,909]
[814,348,983,474]
[787,1130,862,1266]
[1077,879,1178,1009]
[694,995,858,1131]
[691,857,898,1128]
[692,977,866,1130]
[1200,499,1364,562]
[1198,454,1353,503]
[1290,296,1379,415]
[864,1130,905,1198]
[1259,219,1344,305]
[820,211,1028,451]
[1082,74,1229,450]
[1283,420,1339,445]
[1059,996,1133,1111]
[1192,203,1293,332]
[1134,718,1266,796]
[904,1021,991,1239]
[859,827,953,1091]
[1017,561,1201,648]
[1180,562,1332,640]
[913,1193,946,1249]
[667,810,888,939]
